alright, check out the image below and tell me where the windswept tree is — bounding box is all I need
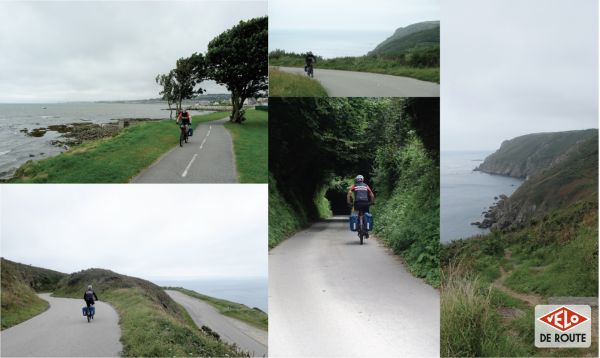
[172,52,207,112]
[155,72,176,119]
[206,16,268,123]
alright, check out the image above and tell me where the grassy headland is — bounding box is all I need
[1,258,67,329]
[53,269,242,357]
[8,112,228,183]
[441,130,599,357]
[268,67,328,97]
[224,108,268,183]
[269,21,440,83]
[165,287,267,331]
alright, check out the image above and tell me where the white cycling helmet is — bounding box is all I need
[355,175,364,183]
[88,285,92,290]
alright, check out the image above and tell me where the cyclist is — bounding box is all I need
[83,285,98,316]
[176,109,192,133]
[175,110,192,143]
[347,174,375,238]
[305,51,316,75]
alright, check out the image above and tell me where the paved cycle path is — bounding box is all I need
[166,290,267,357]
[132,117,238,183]
[278,66,440,97]
[269,216,439,357]
[0,293,122,357]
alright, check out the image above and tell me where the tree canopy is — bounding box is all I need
[206,16,268,123]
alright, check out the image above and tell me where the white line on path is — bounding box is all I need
[181,125,212,177]
[181,154,197,177]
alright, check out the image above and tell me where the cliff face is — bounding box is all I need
[476,129,598,230]
[475,129,598,178]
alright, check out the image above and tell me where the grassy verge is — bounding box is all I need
[1,258,66,329]
[165,287,267,331]
[223,108,268,183]
[268,174,311,248]
[441,201,599,357]
[372,136,440,287]
[9,112,228,183]
[53,269,240,357]
[1,286,49,330]
[268,67,328,97]
[270,56,439,83]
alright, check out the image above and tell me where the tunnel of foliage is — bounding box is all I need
[269,97,440,286]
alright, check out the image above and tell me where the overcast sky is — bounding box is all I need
[1,185,267,281]
[269,0,439,31]
[441,0,598,151]
[0,1,267,103]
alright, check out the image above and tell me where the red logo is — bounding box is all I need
[538,306,589,332]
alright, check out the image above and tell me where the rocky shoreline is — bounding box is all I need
[20,118,158,149]
[470,194,508,229]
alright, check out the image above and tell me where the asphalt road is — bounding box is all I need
[132,118,238,183]
[0,293,122,357]
[278,66,440,97]
[165,290,267,357]
[269,216,440,357]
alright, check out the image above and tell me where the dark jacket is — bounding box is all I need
[84,289,99,303]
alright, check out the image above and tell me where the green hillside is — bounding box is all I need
[477,129,598,230]
[369,21,440,57]
[53,269,241,357]
[475,129,598,178]
[1,258,67,329]
[441,130,599,357]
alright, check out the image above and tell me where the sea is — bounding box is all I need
[269,29,390,59]
[441,151,524,243]
[153,277,268,313]
[0,102,203,178]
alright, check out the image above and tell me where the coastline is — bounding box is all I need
[6,111,228,183]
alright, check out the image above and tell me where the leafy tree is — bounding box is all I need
[155,72,176,119]
[206,17,267,123]
[173,52,207,112]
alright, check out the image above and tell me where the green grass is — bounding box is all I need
[53,269,241,357]
[165,287,267,331]
[223,108,268,183]
[1,258,66,329]
[441,268,528,357]
[441,200,599,357]
[9,112,228,183]
[372,136,440,287]
[270,56,439,83]
[268,174,310,248]
[269,67,328,97]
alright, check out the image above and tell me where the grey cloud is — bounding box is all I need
[0,1,267,102]
[442,0,598,151]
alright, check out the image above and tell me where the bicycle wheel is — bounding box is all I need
[179,130,184,147]
[87,314,90,323]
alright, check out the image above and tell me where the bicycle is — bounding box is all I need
[356,209,367,245]
[306,63,314,78]
[178,122,189,147]
[82,304,95,323]
[349,203,372,245]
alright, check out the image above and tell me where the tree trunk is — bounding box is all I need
[230,95,243,123]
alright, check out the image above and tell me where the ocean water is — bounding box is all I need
[269,29,390,58]
[0,102,202,178]
[441,151,524,243]
[154,277,268,313]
